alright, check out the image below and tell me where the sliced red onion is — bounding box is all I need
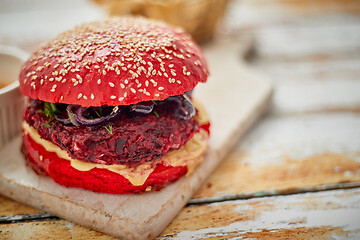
[66,105,80,126]
[54,112,72,125]
[165,94,195,120]
[75,106,122,126]
[184,90,193,98]
[130,101,154,115]
[176,94,195,120]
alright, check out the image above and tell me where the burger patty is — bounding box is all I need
[24,102,198,166]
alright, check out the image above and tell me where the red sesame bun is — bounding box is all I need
[20,17,210,194]
[19,17,209,107]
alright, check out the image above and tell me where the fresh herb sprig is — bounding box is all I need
[41,122,54,129]
[38,102,58,129]
[38,102,58,120]
[104,124,113,134]
[153,111,159,118]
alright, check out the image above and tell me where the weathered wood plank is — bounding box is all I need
[0,196,40,216]
[273,78,360,114]
[227,0,360,31]
[2,189,359,239]
[0,220,116,240]
[193,112,360,200]
[160,188,360,239]
[255,57,360,83]
[252,22,360,59]
[253,56,360,114]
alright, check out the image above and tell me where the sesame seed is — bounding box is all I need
[78,93,83,99]
[110,95,116,99]
[158,86,164,90]
[150,79,157,87]
[91,94,95,99]
[83,95,88,100]
[119,97,124,101]
[22,17,206,102]
[155,93,160,97]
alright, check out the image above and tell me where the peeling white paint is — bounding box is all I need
[162,189,360,239]
[65,221,74,232]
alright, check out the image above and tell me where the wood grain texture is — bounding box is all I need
[193,112,360,200]
[0,220,116,240]
[0,196,40,216]
[160,188,360,239]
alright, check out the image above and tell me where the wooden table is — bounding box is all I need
[1,0,360,239]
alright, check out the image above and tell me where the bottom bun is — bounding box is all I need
[21,123,209,194]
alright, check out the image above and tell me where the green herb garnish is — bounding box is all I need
[153,111,159,118]
[104,124,113,134]
[151,100,157,105]
[94,108,102,118]
[66,108,76,121]
[41,122,54,129]
[38,102,58,120]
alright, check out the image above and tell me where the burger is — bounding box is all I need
[19,17,210,194]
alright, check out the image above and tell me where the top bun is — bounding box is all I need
[19,17,209,107]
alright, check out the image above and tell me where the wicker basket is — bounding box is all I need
[93,0,230,43]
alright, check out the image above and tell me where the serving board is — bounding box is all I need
[0,36,272,239]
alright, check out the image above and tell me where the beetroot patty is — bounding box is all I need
[24,101,198,166]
